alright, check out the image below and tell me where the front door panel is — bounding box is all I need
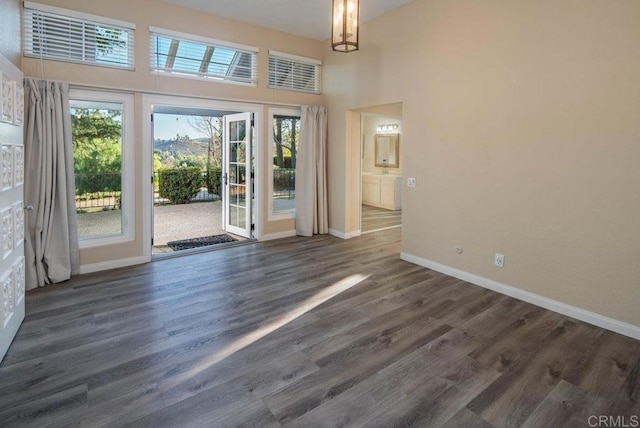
[0,55,26,363]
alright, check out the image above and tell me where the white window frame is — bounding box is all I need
[70,90,135,248]
[268,107,301,220]
[268,50,322,94]
[23,1,135,70]
[149,27,258,87]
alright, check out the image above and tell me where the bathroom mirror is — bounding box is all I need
[375,134,399,168]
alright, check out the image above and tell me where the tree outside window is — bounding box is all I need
[272,114,300,215]
[71,102,124,238]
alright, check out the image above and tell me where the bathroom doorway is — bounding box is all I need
[360,111,403,234]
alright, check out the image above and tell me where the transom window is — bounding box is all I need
[150,28,258,86]
[268,51,321,94]
[23,1,135,70]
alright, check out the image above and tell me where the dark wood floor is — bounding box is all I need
[361,205,401,233]
[0,228,638,427]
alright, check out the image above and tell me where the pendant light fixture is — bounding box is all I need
[332,0,360,52]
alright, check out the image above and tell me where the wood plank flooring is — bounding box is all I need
[0,228,638,427]
[361,205,401,232]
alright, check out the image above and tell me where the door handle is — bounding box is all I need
[24,205,33,211]
[223,173,228,186]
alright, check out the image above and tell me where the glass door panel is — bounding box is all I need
[223,112,252,238]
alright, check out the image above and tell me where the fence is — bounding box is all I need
[273,168,295,200]
[75,171,219,211]
[75,172,121,211]
[75,169,290,210]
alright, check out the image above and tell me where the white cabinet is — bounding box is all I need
[362,174,402,210]
[362,178,380,206]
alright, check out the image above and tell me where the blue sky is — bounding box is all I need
[153,114,208,140]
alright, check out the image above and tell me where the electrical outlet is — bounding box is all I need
[494,253,505,268]
[407,177,417,188]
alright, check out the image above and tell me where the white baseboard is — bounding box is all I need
[361,225,401,234]
[329,229,361,240]
[78,256,150,275]
[259,230,297,241]
[400,252,640,341]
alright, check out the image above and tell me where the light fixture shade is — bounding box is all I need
[332,0,359,53]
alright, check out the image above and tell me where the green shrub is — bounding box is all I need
[206,166,222,198]
[158,167,203,204]
[75,172,121,195]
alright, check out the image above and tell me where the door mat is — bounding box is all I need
[167,234,238,251]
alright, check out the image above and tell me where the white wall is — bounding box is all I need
[0,0,21,67]
[324,0,640,329]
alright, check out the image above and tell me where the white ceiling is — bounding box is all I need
[159,0,417,41]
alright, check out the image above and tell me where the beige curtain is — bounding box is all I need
[295,105,328,236]
[23,79,79,289]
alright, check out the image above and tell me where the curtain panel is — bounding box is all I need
[23,79,79,289]
[295,105,329,236]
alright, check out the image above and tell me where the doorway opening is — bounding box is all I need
[360,112,403,234]
[150,104,254,256]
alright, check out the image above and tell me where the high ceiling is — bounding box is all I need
[159,0,417,41]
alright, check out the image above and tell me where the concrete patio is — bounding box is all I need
[77,200,243,254]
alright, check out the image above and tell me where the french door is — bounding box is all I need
[223,112,253,238]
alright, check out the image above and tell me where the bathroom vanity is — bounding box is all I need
[362,174,402,211]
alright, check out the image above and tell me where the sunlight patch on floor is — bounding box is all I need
[178,273,370,380]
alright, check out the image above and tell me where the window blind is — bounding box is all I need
[268,51,322,94]
[150,28,258,86]
[23,2,135,70]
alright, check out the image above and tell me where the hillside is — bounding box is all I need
[154,138,209,157]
